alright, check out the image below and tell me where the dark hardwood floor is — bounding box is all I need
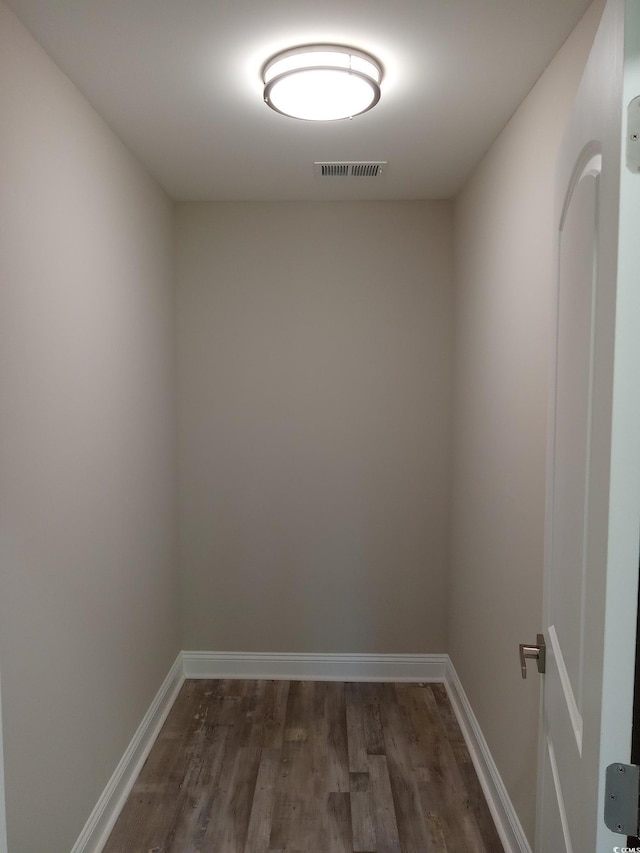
[103,679,504,852]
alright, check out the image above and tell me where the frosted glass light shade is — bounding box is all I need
[263,45,382,121]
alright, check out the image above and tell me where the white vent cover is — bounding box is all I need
[314,161,387,177]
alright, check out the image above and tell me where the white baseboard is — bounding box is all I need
[70,653,184,853]
[70,651,528,853]
[444,658,532,853]
[182,650,448,682]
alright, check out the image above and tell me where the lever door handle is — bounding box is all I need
[519,634,546,678]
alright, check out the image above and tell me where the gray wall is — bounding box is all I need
[176,202,452,654]
[448,0,604,841]
[0,5,180,851]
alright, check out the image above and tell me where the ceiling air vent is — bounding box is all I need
[314,161,387,178]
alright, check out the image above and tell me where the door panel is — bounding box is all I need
[551,154,600,746]
[541,736,573,852]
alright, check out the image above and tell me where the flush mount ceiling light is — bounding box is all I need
[263,44,382,121]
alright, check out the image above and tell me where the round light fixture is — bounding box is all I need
[263,45,382,122]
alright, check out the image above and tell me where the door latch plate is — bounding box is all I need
[604,763,640,836]
[626,96,640,173]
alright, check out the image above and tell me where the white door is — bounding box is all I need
[537,0,640,850]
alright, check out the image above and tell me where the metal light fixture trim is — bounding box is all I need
[263,44,382,122]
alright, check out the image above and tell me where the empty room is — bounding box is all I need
[1,0,640,851]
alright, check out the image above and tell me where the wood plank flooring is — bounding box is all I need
[103,680,504,853]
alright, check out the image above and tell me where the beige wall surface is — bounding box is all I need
[449,0,604,842]
[177,201,452,654]
[0,5,180,851]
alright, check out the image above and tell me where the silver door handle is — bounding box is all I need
[519,634,546,678]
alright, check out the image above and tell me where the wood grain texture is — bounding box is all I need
[103,680,504,852]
